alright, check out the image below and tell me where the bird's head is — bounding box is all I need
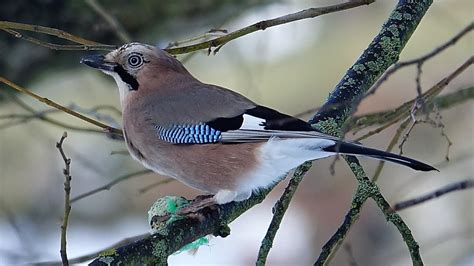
[81,42,189,105]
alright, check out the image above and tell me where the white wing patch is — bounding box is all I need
[241,114,266,130]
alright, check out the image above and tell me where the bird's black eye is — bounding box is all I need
[127,53,144,68]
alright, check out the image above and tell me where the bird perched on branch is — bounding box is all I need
[81,43,436,206]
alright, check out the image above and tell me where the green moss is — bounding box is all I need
[313,117,342,137]
[379,35,400,59]
[353,64,366,74]
[175,237,210,254]
[98,256,115,265]
[366,58,384,73]
[148,196,191,235]
[390,11,403,20]
[349,162,366,179]
[344,78,357,86]
[98,248,117,257]
[387,24,400,37]
[403,13,413,20]
[152,240,168,258]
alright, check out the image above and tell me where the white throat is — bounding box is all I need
[102,70,131,108]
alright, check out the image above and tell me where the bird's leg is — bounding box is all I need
[177,194,217,215]
[177,189,244,215]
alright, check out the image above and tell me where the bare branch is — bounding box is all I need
[0,1,374,54]
[0,21,116,50]
[0,77,122,136]
[393,179,474,211]
[166,29,228,49]
[343,243,358,266]
[165,0,375,55]
[0,93,107,134]
[353,57,473,140]
[85,0,132,43]
[56,132,71,266]
[371,117,411,182]
[70,170,152,203]
[368,21,473,97]
[137,178,175,195]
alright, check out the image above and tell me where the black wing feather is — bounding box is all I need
[245,106,315,131]
[206,116,243,131]
[206,105,315,132]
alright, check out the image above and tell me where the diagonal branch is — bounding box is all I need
[85,0,132,43]
[352,57,473,139]
[368,21,473,97]
[70,170,152,203]
[0,77,122,136]
[308,1,435,264]
[165,0,375,55]
[0,21,116,51]
[393,178,474,211]
[0,1,373,54]
[56,132,72,266]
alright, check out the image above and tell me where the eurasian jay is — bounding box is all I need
[81,43,436,205]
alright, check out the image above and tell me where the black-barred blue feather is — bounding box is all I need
[154,124,221,144]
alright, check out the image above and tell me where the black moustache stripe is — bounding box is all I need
[114,65,139,91]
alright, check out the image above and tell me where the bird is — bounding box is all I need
[81,42,436,206]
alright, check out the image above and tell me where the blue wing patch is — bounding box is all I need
[154,123,222,144]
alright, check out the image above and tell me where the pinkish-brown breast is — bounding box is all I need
[122,96,260,194]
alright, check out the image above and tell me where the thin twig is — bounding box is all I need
[1,1,374,55]
[343,243,358,266]
[0,104,121,131]
[166,29,228,49]
[0,77,122,136]
[70,170,152,203]
[338,22,473,138]
[398,120,418,155]
[393,179,474,211]
[165,0,375,55]
[0,21,116,50]
[367,21,473,97]
[431,105,452,161]
[85,0,132,43]
[353,57,473,141]
[137,178,175,194]
[56,132,71,266]
[371,117,411,182]
[315,169,371,265]
[1,92,107,134]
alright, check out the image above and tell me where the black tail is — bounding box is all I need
[323,142,438,172]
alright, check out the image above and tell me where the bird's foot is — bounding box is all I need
[177,195,217,215]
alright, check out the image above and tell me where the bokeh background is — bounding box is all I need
[1,0,473,265]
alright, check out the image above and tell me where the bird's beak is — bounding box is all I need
[80,54,116,72]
